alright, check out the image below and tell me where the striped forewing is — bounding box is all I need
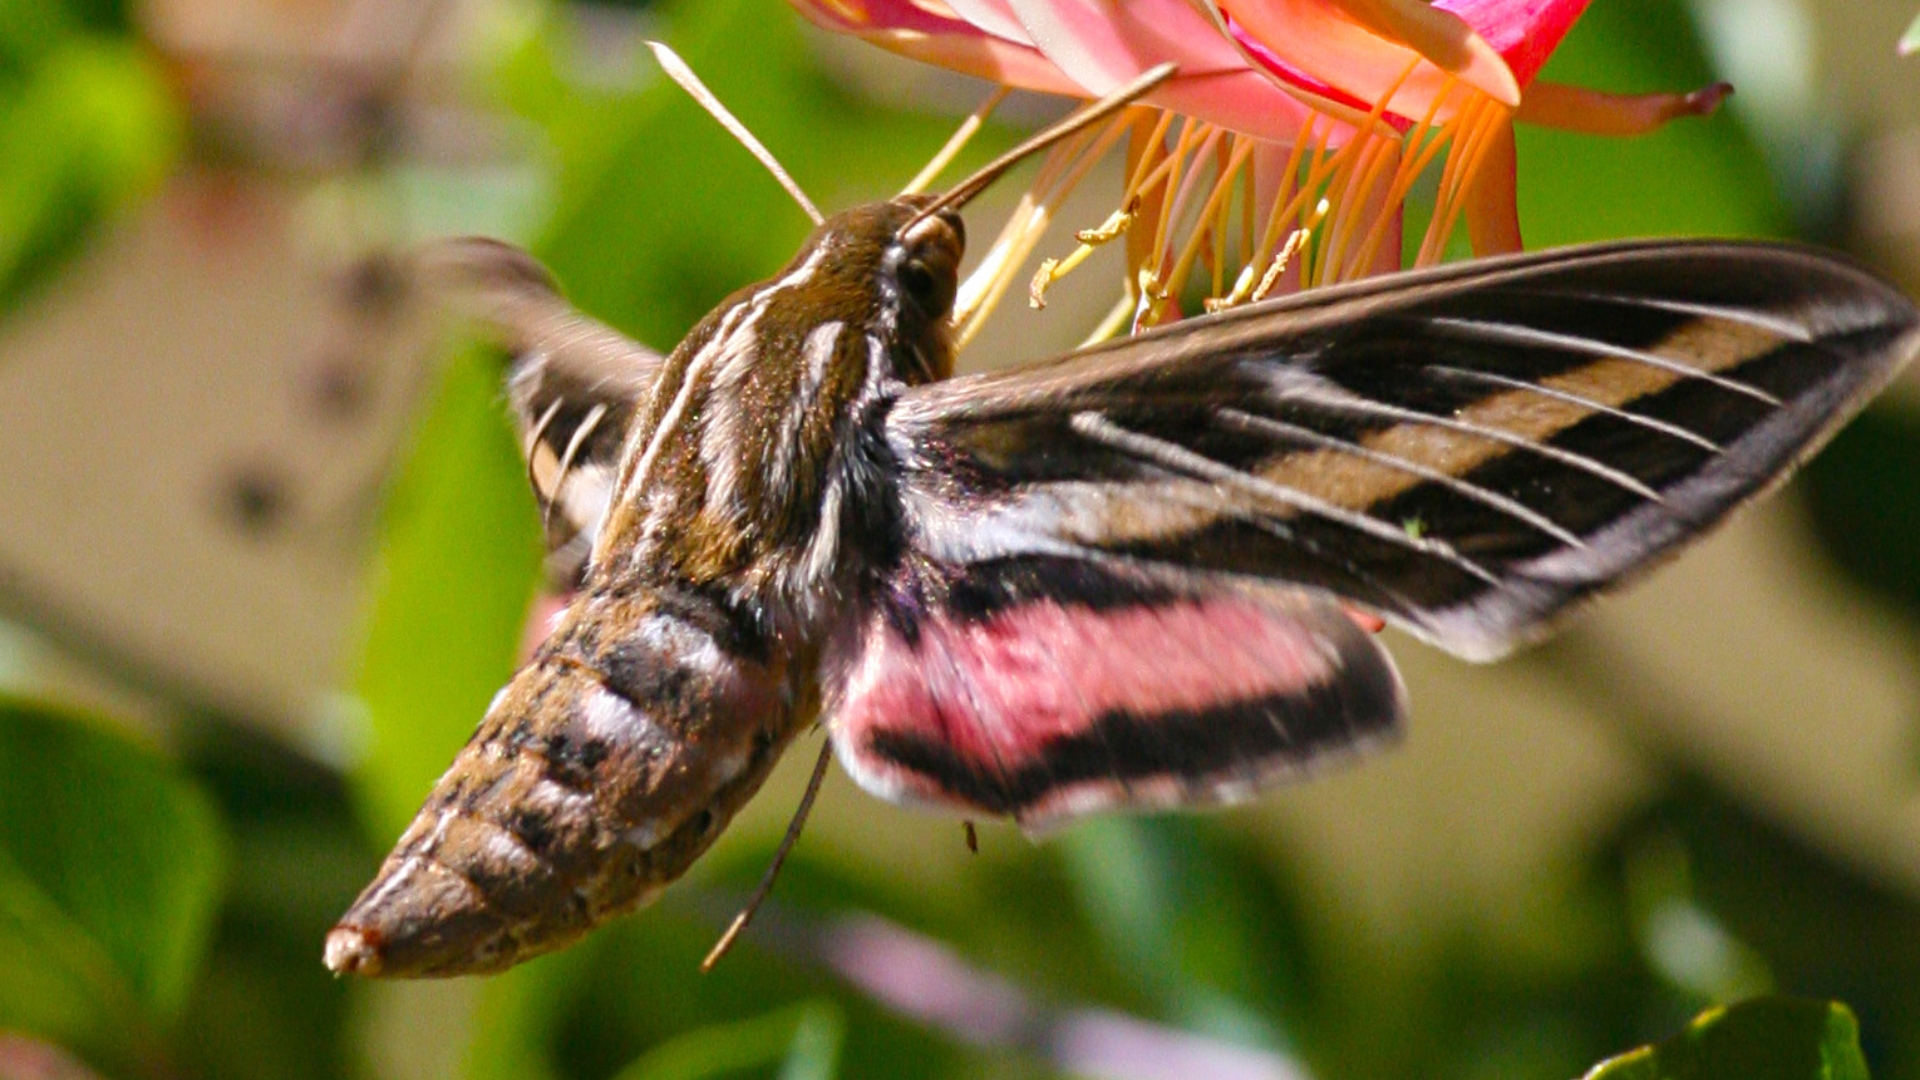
[884,240,1920,661]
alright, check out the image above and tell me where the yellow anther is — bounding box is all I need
[1075,200,1138,245]
[1131,266,1165,332]
[1253,216,1320,303]
[1029,257,1061,308]
[1032,200,1138,308]
[1205,264,1260,313]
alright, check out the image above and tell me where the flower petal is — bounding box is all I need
[790,0,971,37]
[1007,0,1247,86]
[1516,79,1732,135]
[1220,0,1518,119]
[1332,0,1521,102]
[1435,0,1590,88]
[789,0,1086,94]
[1155,71,1337,141]
[1005,0,1325,139]
[944,0,1034,43]
[1227,27,1417,131]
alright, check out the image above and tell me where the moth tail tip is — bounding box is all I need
[324,925,385,978]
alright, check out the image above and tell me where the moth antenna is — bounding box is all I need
[900,86,1010,196]
[900,62,1176,235]
[700,737,835,972]
[646,40,825,226]
[543,402,607,535]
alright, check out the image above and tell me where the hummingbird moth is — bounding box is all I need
[324,72,1920,978]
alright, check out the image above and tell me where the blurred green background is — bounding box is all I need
[2,0,1920,1078]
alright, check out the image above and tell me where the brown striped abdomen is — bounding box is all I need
[326,588,809,977]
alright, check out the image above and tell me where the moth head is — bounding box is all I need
[885,199,966,324]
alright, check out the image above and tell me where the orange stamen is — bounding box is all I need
[1349,74,1458,277]
[1427,99,1510,266]
[1162,136,1255,307]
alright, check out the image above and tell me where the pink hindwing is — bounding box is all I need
[827,557,1405,829]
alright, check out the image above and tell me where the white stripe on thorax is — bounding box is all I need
[797,331,888,590]
[620,247,830,512]
[764,320,846,492]
[621,301,749,512]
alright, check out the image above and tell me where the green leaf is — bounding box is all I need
[776,1002,844,1080]
[1052,815,1316,1047]
[0,34,182,310]
[1901,12,1920,56]
[0,698,224,1067]
[0,0,76,82]
[1517,0,1788,245]
[0,0,128,63]
[1800,405,1920,623]
[1582,998,1868,1080]
[351,347,544,839]
[1593,779,1920,1070]
[1057,817,1178,992]
[607,1000,845,1080]
[463,947,598,1080]
[169,720,370,1080]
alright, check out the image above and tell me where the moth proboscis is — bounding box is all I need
[325,65,1920,978]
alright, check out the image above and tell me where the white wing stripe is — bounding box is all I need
[1424,316,1782,405]
[1424,364,1725,453]
[1216,407,1587,548]
[1260,366,1669,505]
[1068,412,1502,586]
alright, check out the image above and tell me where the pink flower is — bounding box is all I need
[796,0,1713,142]
[792,0,1727,329]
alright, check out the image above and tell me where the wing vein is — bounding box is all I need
[1424,364,1725,453]
[546,402,609,533]
[1067,411,1502,586]
[1029,480,1438,617]
[1214,406,1588,548]
[1424,315,1783,405]
[524,397,564,511]
[1540,290,1816,343]
[1270,373,1670,505]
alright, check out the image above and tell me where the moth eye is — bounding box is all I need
[890,208,963,319]
[902,260,935,300]
[901,256,957,320]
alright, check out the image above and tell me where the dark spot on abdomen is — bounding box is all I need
[510,807,556,856]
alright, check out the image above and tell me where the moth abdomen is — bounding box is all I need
[327,589,807,977]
